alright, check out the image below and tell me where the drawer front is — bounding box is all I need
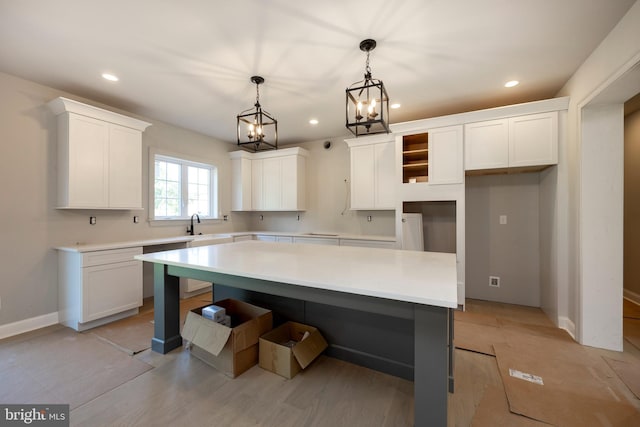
[82,247,142,267]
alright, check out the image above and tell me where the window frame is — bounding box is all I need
[149,148,219,223]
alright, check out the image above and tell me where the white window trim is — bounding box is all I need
[148,147,220,224]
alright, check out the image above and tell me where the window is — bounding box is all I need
[152,151,218,220]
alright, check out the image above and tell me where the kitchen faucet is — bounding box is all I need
[187,213,200,235]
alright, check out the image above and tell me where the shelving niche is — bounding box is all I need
[402,133,429,183]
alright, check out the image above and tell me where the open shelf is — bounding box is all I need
[402,133,428,183]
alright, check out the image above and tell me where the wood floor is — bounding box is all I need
[1,298,640,426]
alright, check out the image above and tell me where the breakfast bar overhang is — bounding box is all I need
[136,240,457,426]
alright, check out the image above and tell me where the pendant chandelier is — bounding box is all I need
[345,39,390,137]
[237,75,278,151]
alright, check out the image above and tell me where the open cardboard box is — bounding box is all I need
[182,299,272,378]
[259,321,328,379]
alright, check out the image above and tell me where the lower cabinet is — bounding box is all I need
[58,247,142,331]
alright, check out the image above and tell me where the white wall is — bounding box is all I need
[556,0,640,349]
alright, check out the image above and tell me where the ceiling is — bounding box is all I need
[0,0,636,145]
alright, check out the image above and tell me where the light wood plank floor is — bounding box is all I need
[2,299,640,426]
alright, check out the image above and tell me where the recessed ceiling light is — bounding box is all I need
[504,80,519,88]
[309,119,319,125]
[391,103,401,109]
[102,73,119,82]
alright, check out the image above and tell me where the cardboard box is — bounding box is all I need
[259,321,328,379]
[182,299,272,378]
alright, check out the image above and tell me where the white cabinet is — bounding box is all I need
[464,119,509,170]
[229,147,308,211]
[231,153,252,211]
[58,247,143,331]
[465,112,558,171]
[428,125,464,184]
[346,137,395,210]
[47,97,151,209]
[509,112,558,167]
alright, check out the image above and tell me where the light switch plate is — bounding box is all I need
[499,215,507,225]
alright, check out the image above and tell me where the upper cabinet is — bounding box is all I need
[465,111,558,172]
[345,136,395,210]
[47,97,151,209]
[399,125,463,185]
[427,125,464,185]
[230,147,308,212]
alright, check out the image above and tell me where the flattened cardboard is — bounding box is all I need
[470,386,548,427]
[453,319,504,356]
[259,321,328,379]
[494,341,640,426]
[182,299,272,378]
[454,310,500,327]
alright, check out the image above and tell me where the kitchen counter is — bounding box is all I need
[55,231,395,252]
[136,240,455,307]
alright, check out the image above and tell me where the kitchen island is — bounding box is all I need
[135,240,457,426]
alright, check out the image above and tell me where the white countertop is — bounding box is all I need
[135,240,457,308]
[55,232,395,252]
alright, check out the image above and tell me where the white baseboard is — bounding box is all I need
[624,289,640,306]
[0,312,59,340]
[558,316,576,340]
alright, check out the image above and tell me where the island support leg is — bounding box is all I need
[151,264,182,354]
[414,305,449,426]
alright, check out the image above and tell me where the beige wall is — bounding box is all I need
[245,138,396,236]
[0,71,246,326]
[625,108,640,297]
[0,71,391,327]
[465,173,541,307]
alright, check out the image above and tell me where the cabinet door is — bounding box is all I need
[82,260,142,322]
[350,145,376,209]
[262,157,282,210]
[231,157,252,211]
[68,114,109,207]
[509,112,558,167]
[108,124,142,208]
[374,142,395,208]
[280,155,299,210]
[428,125,463,184]
[464,119,509,170]
[255,235,276,242]
[251,159,264,210]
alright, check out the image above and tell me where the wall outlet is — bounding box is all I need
[489,276,500,287]
[133,216,139,223]
[367,215,372,222]
[499,215,507,225]
[89,216,96,225]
